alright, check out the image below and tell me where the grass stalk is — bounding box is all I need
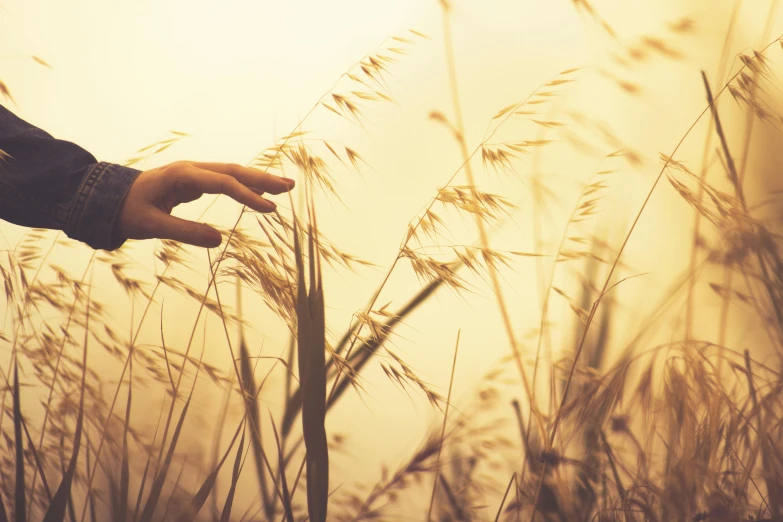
[426,330,460,521]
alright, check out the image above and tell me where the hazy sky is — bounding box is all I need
[3,0,782,513]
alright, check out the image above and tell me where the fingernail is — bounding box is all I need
[285,178,296,188]
[267,201,277,211]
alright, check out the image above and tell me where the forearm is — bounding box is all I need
[0,104,140,250]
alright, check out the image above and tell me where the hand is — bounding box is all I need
[116,161,295,248]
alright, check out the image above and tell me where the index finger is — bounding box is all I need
[189,162,295,195]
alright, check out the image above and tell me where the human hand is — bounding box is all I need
[116,161,294,248]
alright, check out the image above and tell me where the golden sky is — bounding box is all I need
[2,0,782,511]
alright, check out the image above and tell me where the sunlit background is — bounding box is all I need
[3,0,783,519]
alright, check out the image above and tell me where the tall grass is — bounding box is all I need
[2,0,783,521]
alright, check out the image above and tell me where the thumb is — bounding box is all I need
[153,211,223,248]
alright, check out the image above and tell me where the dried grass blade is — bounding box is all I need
[22,424,51,504]
[280,333,296,449]
[744,350,782,517]
[599,431,625,498]
[269,414,295,522]
[160,307,176,392]
[117,361,132,522]
[160,457,188,522]
[84,433,96,522]
[426,330,460,521]
[494,474,516,522]
[43,281,91,522]
[218,429,245,522]
[132,407,165,522]
[238,336,274,519]
[294,212,329,522]
[12,363,25,522]
[138,395,192,522]
[176,418,245,522]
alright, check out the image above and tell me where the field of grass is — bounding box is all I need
[2,0,783,521]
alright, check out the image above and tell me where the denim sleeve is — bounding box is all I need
[0,103,141,250]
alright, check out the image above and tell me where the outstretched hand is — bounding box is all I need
[116,161,295,248]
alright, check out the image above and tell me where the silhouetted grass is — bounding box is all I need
[2,1,783,521]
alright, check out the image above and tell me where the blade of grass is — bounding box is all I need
[117,358,132,522]
[238,334,274,520]
[294,206,329,522]
[159,305,176,393]
[28,252,95,518]
[209,266,280,521]
[140,306,213,522]
[0,494,7,522]
[175,417,246,522]
[280,333,296,455]
[0,362,54,512]
[208,378,233,520]
[494,474,516,522]
[159,456,188,522]
[137,392,192,522]
[84,432,96,522]
[744,350,782,516]
[219,428,246,522]
[599,430,625,499]
[207,280,242,519]
[13,362,25,522]
[42,278,91,522]
[427,330,460,521]
[269,414,294,522]
[131,404,166,522]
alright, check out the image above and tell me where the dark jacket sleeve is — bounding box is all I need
[0,103,141,250]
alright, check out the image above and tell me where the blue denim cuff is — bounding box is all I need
[65,161,141,250]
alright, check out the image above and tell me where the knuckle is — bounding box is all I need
[164,160,189,173]
[218,175,238,193]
